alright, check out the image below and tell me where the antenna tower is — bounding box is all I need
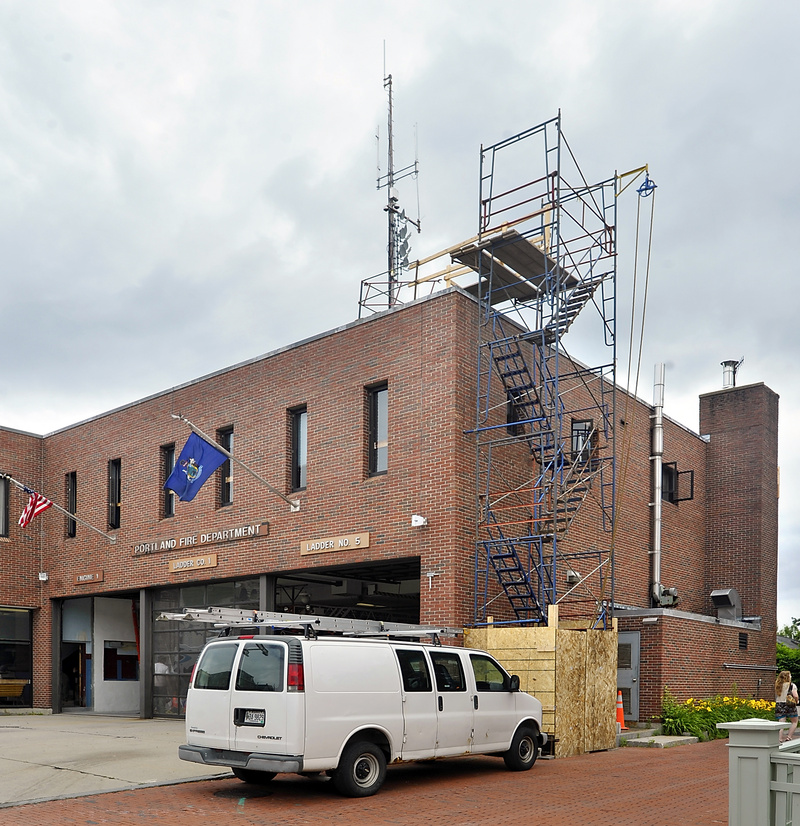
[360,74,419,315]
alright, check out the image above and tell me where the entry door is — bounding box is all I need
[617,631,640,721]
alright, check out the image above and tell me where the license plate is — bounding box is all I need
[244,710,266,725]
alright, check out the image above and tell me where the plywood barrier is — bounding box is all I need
[465,606,617,758]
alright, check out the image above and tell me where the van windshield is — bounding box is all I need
[194,643,237,690]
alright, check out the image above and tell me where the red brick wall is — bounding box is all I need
[622,613,776,720]
[0,427,45,608]
[700,383,779,634]
[0,291,780,715]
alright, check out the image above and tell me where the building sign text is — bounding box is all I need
[169,554,218,574]
[74,570,104,585]
[133,522,268,556]
[300,532,370,556]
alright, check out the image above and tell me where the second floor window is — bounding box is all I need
[107,459,121,529]
[217,427,233,506]
[571,419,595,465]
[161,445,175,518]
[368,383,388,476]
[290,407,307,491]
[65,472,77,538]
[662,461,695,503]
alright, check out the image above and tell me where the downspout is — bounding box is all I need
[650,363,664,607]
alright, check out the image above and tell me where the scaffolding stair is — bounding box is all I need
[543,273,608,345]
[481,524,546,624]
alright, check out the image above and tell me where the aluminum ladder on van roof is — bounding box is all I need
[157,606,462,642]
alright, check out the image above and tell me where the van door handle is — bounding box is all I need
[438,696,443,712]
[473,695,478,710]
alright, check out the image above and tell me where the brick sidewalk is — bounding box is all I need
[0,738,729,826]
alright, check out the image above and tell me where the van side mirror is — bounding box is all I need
[509,674,520,692]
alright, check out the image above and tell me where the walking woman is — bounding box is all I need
[776,670,799,742]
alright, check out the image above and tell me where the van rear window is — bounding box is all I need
[236,642,285,692]
[194,643,237,690]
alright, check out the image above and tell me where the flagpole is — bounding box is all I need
[1,473,117,543]
[171,415,301,512]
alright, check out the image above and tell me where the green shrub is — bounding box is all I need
[777,643,800,675]
[660,687,775,739]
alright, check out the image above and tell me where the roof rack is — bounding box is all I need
[156,606,462,644]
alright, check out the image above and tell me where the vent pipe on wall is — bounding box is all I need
[650,363,679,608]
[650,363,664,607]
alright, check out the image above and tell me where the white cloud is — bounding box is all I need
[1,0,798,621]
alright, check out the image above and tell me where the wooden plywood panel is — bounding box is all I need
[466,623,617,758]
[584,629,618,752]
[555,630,587,758]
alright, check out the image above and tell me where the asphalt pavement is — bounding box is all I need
[0,711,226,807]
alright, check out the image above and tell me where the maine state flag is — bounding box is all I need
[164,432,228,502]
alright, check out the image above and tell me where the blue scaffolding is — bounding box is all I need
[464,115,618,628]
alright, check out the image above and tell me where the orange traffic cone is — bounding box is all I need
[616,690,628,731]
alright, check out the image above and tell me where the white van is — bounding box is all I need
[179,631,546,796]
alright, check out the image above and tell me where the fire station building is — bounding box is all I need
[0,286,779,722]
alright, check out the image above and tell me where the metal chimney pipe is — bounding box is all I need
[721,359,739,389]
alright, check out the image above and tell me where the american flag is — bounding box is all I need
[18,487,53,528]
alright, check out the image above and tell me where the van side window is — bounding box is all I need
[395,649,432,692]
[236,643,285,692]
[194,643,238,690]
[430,651,466,692]
[469,653,509,692]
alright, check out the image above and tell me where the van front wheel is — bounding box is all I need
[503,725,538,771]
[231,767,277,784]
[332,741,387,797]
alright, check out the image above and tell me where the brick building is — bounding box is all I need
[0,286,779,722]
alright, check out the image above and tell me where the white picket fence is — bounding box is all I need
[721,719,800,826]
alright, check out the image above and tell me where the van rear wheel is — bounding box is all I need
[332,740,387,797]
[503,725,538,771]
[231,767,277,784]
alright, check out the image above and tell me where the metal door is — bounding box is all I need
[429,651,474,756]
[617,631,640,722]
[232,641,292,754]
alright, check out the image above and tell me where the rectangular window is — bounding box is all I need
[0,475,8,538]
[161,445,175,518]
[103,641,139,681]
[290,407,307,491]
[571,419,595,464]
[217,427,233,506]
[107,459,121,529]
[395,649,432,692]
[65,472,77,538]
[0,608,33,707]
[429,651,466,692]
[662,462,695,503]
[368,383,388,476]
[470,653,510,692]
[235,642,286,692]
[194,642,238,690]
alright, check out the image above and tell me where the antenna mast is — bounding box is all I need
[376,73,419,308]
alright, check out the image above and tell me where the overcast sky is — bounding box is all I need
[2,1,798,623]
